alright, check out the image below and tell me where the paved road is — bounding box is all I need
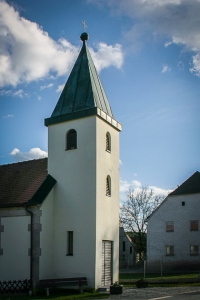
[107,286,200,299]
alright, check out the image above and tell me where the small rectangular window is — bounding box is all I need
[190,221,198,231]
[67,231,73,255]
[123,241,126,252]
[190,245,199,256]
[166,245,174,256]
[166,221,174,232]
[130,246,132,254]
[182,201,185,206]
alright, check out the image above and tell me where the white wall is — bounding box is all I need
[48,114,120,288]
[95,116,120,286]
[48,116,97,287]
[147,193,200,265]
[0,215,30,281]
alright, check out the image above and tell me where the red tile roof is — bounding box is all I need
[0,158,48,206]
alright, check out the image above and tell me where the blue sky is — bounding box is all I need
[0,0,200,196]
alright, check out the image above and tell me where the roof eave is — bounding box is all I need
[45,107,122,131]
[28,174,57,205]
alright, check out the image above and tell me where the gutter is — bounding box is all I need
[0,203,25,208]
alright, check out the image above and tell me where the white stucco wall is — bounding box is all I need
[48,116,97,287]
[95,116,120,286]
[0,215,30,281]
[40,190,54,279]
[47,114,120,288]
[147,193,200,266]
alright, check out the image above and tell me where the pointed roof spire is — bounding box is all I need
[45,30,117,127]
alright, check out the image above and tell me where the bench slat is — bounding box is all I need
[39,277,88,288]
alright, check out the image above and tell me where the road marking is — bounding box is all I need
[149,296,172,300]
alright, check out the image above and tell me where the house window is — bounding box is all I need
[166,245,174,256]
[106,176,111,196]
[190,245,199,255]
[106,132,111,152]
[166,221,174,232]
[130,246,132,254]
[123,241,126,252]
[182,201,185,206]
[190,245,199,256]
[190,220,199,231]
[67,231,73,255]
[66,129,77,150]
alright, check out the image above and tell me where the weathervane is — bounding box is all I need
[82,20,87,32]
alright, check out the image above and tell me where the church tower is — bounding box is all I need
[45,32,122,289]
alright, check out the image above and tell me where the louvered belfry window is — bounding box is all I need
[106,175,111,196]
[66,129,77,150]
[106,132,111,152]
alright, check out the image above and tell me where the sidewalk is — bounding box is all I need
[108,286,200,299]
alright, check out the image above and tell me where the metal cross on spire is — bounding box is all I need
[82,20,87,32]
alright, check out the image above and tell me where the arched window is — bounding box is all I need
[106,132,111,152]
[106,175,111,196]
[66,129,77,150]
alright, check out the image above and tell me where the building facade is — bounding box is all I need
[147,171,200,271]
[119,227,136,269]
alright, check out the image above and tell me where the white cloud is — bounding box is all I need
[12,89,29,98]
[132,180,142,188]
[0,1,124,87]
[40,83,54,90]
[162,64,171,73]
[92,0,200,77]
[149,185,172,197]
[3,114,13,118]
[120,180,131,193]
[0,89,12,96]
[190,54,200,76]
[0,88,28,98]
[56,84,65,93]
[120,178,172,198]
[89,43,123,72]
[120,179,142,193]
[10,147,48,162]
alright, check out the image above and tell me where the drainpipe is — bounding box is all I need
[25,205,33,292]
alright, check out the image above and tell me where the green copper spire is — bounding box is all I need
[45,32,114,126]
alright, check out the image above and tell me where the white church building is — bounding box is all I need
[0,32,122,291]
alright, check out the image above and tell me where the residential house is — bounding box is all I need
[146,171,200,271]
[119,226,136,269]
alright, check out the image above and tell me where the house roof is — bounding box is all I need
[0,158,56,207]
[146,171,200,221]
[45,32,114,126]
[169,171,200,196]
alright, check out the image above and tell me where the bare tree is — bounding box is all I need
[120,186,164,261]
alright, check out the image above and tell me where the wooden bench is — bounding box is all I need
[39,277,88,295]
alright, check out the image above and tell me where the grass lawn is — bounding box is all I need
[0,289,109,300]
[119,272,200,288]
[119,272,200,280]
